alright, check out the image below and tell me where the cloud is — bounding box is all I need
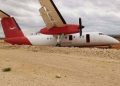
[0,0,43,37]
[0,0,120,38]
[59,0,120,33]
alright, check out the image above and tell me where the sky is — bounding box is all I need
[0,0,120,37]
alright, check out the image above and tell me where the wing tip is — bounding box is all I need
[0,10,10,18]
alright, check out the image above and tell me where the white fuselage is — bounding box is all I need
[26,32,119,47]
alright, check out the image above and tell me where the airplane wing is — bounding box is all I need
[39,0,66,29]
[0,10,10,18]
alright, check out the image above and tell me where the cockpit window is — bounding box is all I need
[99,33,104,35]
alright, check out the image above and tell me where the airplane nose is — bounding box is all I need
[114,39,119,44]
[110,38,119,44]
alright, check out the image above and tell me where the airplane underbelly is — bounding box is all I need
[61,41,72,46]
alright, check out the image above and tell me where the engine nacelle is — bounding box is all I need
[40,24,79,35]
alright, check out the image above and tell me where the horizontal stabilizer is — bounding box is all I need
[0,10,10,18]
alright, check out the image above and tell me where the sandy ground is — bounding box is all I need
[0,40,120,86]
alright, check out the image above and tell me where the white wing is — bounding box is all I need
[0,10,10,18]
[39,0,66,29]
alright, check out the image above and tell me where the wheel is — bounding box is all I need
[56,44,61,47]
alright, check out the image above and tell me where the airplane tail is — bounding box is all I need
[0,10,24,38]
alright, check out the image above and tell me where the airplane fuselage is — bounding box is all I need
[5,32,119,47]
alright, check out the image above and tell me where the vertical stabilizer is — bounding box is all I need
[1,17,24,38]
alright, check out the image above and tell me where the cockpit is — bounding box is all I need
[99,33,104,35]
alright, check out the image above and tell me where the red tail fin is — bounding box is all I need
[1,17,24,38]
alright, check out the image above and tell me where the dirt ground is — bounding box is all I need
[0,40,120,86]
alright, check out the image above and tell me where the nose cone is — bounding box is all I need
[112,38,119,44]
[108,37,119,45]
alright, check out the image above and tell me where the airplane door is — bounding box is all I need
[69,35,73,41]
[86,34,90,43]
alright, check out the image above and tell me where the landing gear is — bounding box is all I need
[56,34,64,47]
[56,43,61,47]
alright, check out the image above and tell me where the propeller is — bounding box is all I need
[79,18,85,36]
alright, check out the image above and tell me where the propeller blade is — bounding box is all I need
[79,18,82,36]
[79,18,84,36]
